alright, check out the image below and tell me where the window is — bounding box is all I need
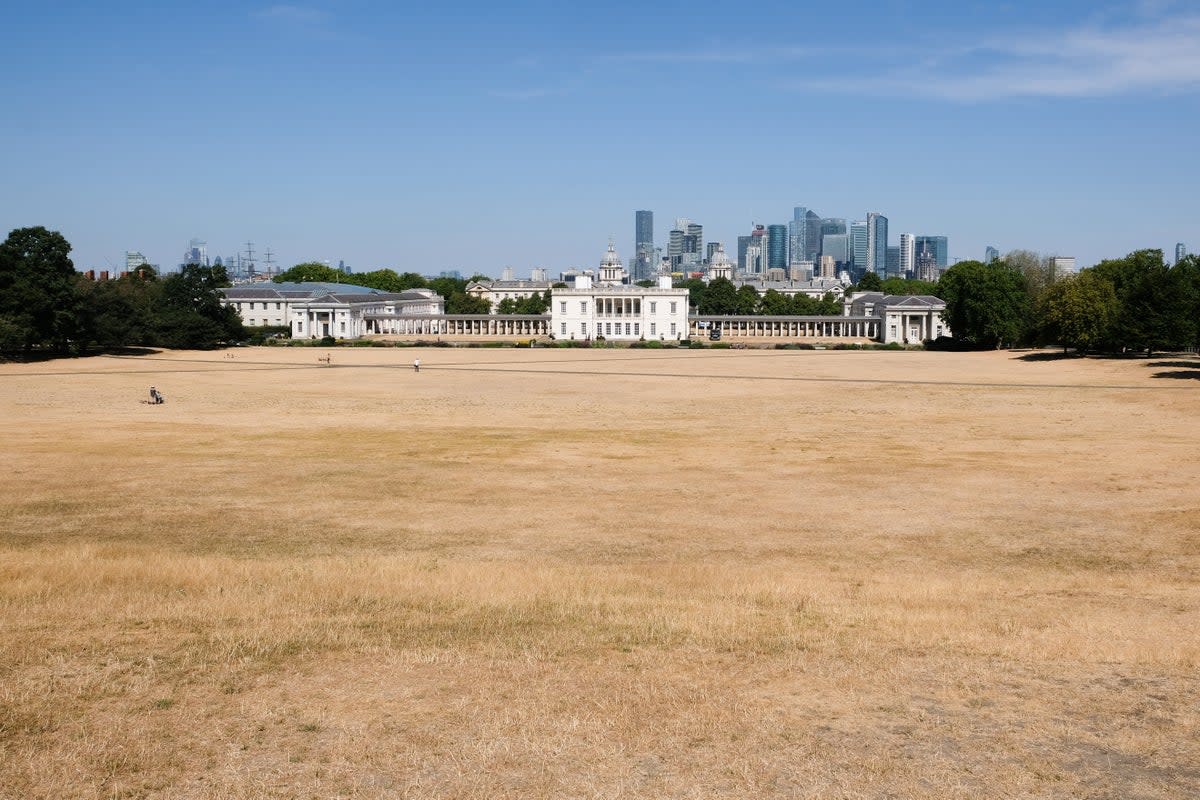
[581,301,587,313]
[605,322,612,335]
[560,301,567,313]
[670,302,677,314]
[634,323,640,335]
[581,322,587,335]
[650,302,656,314]
[625,323,631,335]
[276,302,281,310]
[670,323,677,336]
[561,323,567,334]
[650,323,656,336]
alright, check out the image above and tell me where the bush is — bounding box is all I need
[318,335,337,346]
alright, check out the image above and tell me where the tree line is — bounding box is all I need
[936,249,1200,352]
[1,227,242,355]
[272,262,494,314]
[676,277,844,316]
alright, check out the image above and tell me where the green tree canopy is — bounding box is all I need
[734,285,760,315]
[1039,270,1119,353]
[157,265,243,349]
[698,277,737,314]
[273,262,345,284]
[938,260,1031,348]
[0,226,79,354]
[855,271,883,292]
[880,277,938,297]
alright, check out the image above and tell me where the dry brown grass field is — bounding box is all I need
[1,346,1198,799]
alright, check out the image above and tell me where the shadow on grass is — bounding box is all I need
[1151,369,1200,380]
[1015,351,1080,362]
[1146,360,1200,369]
[1,346,162,364]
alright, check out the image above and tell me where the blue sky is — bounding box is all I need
[2,0,1198,275]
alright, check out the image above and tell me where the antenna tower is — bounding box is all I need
[264,247,276,278]
[244,242,256,277]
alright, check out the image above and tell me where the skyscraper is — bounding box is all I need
[737,235,752,273]
[767,224,788,269]
[985,246,1000,263]
[668,218,703,269]
[635,210,654,281]
[183,238,208,267]
[900,233,915,278]
[886,246,899,277]
[741,224,768,274]
[915,236,949,270]
[1176,243,1188,265]
[822,233,849,267]
[790,207,821,266]
[805,210,822,262]
[866,212,888,276]
[850,221,867,274]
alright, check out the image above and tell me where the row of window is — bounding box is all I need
[240,301,283,310]
[556,301,677,314]
[557,322,679,337]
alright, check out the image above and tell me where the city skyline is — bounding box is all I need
[2,1,1197,274]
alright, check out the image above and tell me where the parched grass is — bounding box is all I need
[1,348,1198,798]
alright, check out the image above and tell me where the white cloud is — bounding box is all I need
[803,14,1200,101]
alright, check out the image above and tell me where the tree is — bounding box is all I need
[759,289,791,315]
[938,259,1031,348]
[273,262,345,284]
[77,270,161,350]
[1039,270,1118,353]
[1003,249,1051,309]
[675,278,706,309]
[699,277,737,315]
[856,271,883,292]
[734,285,760,315]
[157,264,243,348]
[881,277,938,297]
[0,226,80,354]
[446,292,491,315]
[1091,249,1192,353]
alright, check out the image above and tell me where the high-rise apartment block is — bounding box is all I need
[985,246,1000,263]
[1176,243,1188,265]
[899,233,915,278]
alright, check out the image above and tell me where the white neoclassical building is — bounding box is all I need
[848,293,950,344]
[550,242,689,341]
[465,278,553,313]
[221,282,443,339]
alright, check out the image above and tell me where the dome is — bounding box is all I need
[600,240,622,267]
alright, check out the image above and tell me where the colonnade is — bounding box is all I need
[692,316,880,340]
[365,314,550,337]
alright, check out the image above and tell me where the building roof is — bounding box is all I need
[875,294,945,309]
[466,279,552,291]
[222,282,437,304]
